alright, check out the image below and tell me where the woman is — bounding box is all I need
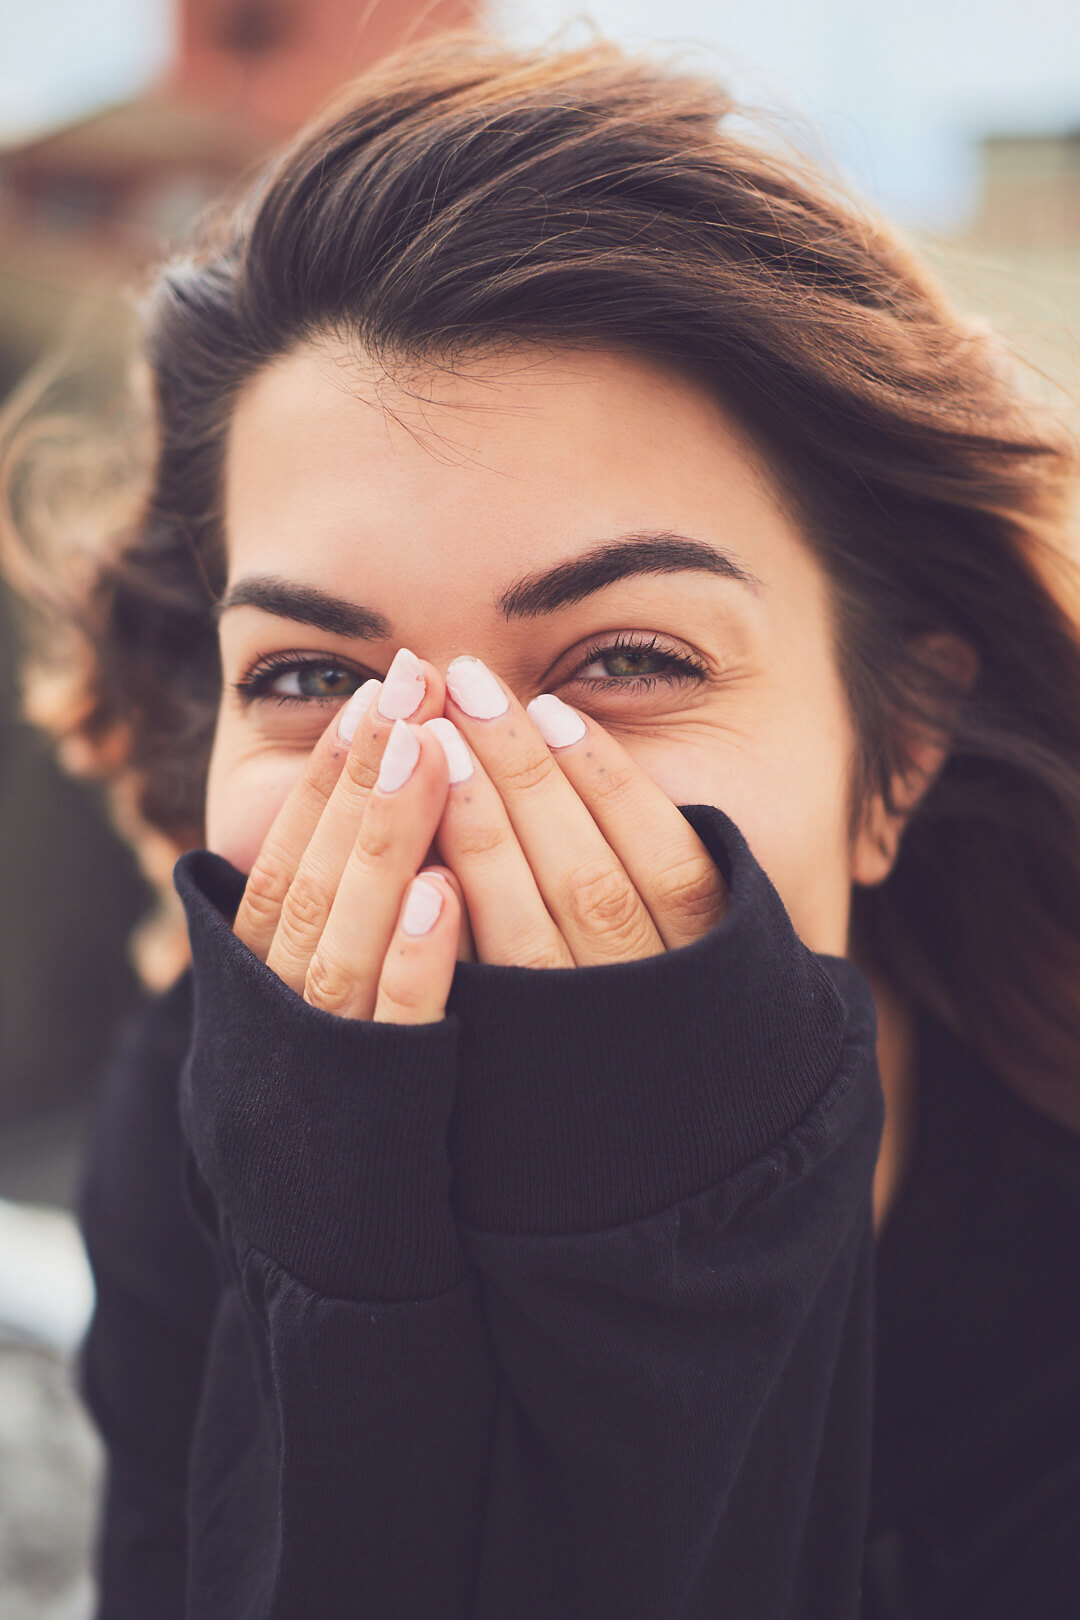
[4,26,1080,1620]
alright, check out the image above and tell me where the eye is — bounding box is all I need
[565,632,708,693]
[231,652,368,707]
[231,632,708,712]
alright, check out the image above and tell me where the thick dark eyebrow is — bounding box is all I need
[212,577,393,639]
[213,533,763,637]
[496,533,763,618]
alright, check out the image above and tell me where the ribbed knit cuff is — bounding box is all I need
[445,802,873,1235]
[173,850,466,1303]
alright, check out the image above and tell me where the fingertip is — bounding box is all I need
[417,861,451,881]
[422,716,475,784]
[413,862,454,899]
[336,678,383,748]
[401,874,448,937]
[419,866,475,961]
[375,869,462,1023]
[414,658,448,721]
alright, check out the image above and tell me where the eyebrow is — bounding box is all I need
[213,532,763,637]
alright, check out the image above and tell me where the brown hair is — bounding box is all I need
[4,27,1080,1106]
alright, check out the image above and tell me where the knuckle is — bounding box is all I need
[352,813,395,867]
[342,746,378,794]
[565,861,642,940]
[376,965,431,1018]
[496,746,558,795]
[654,855,726,926]
[490,920,568,971]
[295,768,334,818]
[278,867,332,942]
[240,853,293,925]
[303,953,357,1016]
[509,939,569,972]
[586,759,637,804]
[449,818,512,862]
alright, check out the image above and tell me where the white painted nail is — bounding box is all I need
[337,678,382,744]
[422,717,474,783]
[402,877,444,936]
[445,656,509,719]
[377,647,426,720]
[527,693,587,749]
[376,719,421,792]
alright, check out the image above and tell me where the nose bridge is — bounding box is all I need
[414,631,522,691]
[366,518,544,683]
[386,581,512,681]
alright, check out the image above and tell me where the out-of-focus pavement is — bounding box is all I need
[0,1125,102,1620]
[0,1331,100,1620]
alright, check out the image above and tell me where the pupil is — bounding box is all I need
[298,665,352,697]
[607,651,659,676]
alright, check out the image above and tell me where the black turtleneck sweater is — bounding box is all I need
[76,802,1080,1618]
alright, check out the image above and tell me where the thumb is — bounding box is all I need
[419,864,476,962]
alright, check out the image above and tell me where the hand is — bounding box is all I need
[427,656,729,968]
[232,650,473,1023]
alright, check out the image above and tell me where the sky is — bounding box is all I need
[0,0,172,143]
[1,0,1078,229]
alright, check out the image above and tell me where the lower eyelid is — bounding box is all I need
[234,688,356,708]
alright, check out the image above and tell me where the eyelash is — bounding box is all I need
[231,632,708,709]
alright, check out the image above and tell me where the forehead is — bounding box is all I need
[222,338,798,590]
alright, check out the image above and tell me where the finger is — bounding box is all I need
[373,870,461,1024]
[525,694,728,950]
[232,679,378,962]
[426,863,477,963]
[304,721,450,1020]
[266,649,446,993]
[423,716,573,969]
[444,657,664,965]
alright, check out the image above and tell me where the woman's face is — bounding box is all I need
[207,340,889,957]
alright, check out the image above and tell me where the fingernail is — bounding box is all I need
[527,693,587,749]
[422,717,474,783]
[377,647,426,720]
[376,719,421,792]
[402,876,444,936]
[337,678,382,744]
[446,656,509,719]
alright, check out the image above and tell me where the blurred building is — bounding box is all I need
[929,129,1080,405]
[971,131,1080,247]
[0,0,477,375]
[177,0,475,135]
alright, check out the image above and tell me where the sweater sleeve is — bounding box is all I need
[441,801,884,1620]
[164,799,880,1620]
[169,850,498,1620]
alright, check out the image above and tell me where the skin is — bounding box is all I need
[207,339,971,1230]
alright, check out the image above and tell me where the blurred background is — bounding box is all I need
[0,0,1078,1613]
